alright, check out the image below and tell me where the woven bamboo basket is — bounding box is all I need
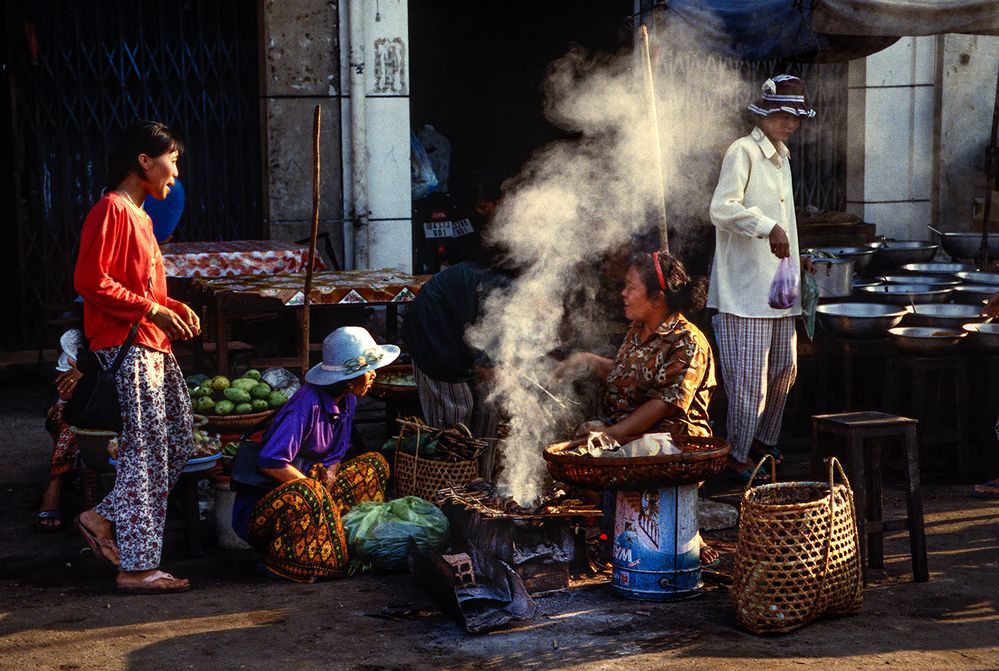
[392,420,480,500]
[732,456,863,634]
[543,435,730,490]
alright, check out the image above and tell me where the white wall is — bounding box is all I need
[847,34,999,243]
[339,0,412,271]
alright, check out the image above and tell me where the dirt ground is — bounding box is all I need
[1,372,997,671]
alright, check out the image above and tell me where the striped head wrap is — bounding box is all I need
[748,74,815,119]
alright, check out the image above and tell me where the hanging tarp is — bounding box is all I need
[812,0,999,37]
[656,0,898,62]
[653,0,996,62]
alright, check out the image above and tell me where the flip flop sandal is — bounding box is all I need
[700,551,721,570]
[752,444,784,465]
[970,484,999,499]
[117,570,191,595]
[35,510,63,533]
[74,515,120,567]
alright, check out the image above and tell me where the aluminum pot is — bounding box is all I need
[858,283,953,305]
[900,262,976,275]
[869,241,938,270]
[811,257,854,297]
[962,323,999,352]
[903,303,984,329]
[951,284,997,305]
[888,327,966,353]
[816,303,908,339]
[954,271,999,286]
[880,274,960,287]
[806,246,877,274]
[937,232,999,259]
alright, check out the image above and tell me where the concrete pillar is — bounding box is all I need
[937,35,999,233]
[260,0,345,268]
[339,0,412,271]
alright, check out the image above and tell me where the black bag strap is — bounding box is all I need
[107,323,141,374]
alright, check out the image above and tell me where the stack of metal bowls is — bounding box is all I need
[816,303,909,339]
[900,262,975,276]
[936,232,999,259]
[962,323,999,351]
[888,327,967,353]
[858,283,953,305]
[903,304,984,328]
[951,284,997,305]
[868,240,938,271]
[880,274,960,288]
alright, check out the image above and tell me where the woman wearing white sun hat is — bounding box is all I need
[232,326,399,582]
[708,74,817,483]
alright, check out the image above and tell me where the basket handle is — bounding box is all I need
[826,455,851,492]
[744,454,778,491]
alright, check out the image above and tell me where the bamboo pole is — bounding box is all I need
[640,24,669,253]
[302,105,321,377]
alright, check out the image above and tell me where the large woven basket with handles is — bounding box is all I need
[732,456,863,634]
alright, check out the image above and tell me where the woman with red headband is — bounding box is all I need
[560,250,716,444]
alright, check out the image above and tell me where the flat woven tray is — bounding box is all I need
[544,435,730,490]
[203,409,276,434]
[369,363,417,400]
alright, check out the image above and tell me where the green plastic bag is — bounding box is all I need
[342,496,450,571]
[801,269,819,341]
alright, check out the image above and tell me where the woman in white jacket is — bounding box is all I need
[708,75,816,482]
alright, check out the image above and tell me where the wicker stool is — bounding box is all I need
[811,411,929,583]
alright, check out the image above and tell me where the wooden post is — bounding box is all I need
[640,24,669,253]
[302,105,322,378]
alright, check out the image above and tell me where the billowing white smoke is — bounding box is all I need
[467,32,749,505]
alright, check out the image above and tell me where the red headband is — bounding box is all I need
[652,252,667,291]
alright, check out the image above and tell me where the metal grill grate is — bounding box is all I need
[4,0,262,347]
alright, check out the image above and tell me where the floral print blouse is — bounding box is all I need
[604,313,716,437]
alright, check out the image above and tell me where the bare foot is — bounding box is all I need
[700,544,720,567]
[37,478,63,530]
[75,509,119,566]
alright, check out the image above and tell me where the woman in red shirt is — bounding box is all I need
[73,120,200,594]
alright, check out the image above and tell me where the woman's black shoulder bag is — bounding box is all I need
[62,324,140,432]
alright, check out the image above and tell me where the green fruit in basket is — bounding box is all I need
[224,387,252,403]
[222,441,239,456]
[214,399,235,415]
[268,391,288,408]
[186,373,209,388]
[250,383,272,399]
[251,399,269,413]
[211,375,231,391]
[244,369,262,381]
[235,402,253,415]
[231,378,258,391]
[189,386,209,399]
[194,396,216,414]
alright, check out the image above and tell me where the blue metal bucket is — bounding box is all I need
[612,485,702,600]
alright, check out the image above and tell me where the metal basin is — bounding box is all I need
[954,271,999,286]
[962,323,999,352]
[900,262,976,275]
[937,232,999,259]
[858,283,953,305]
[869,241,938,270]
[806,246,877,274]
[951,284,997,304]
[880,274,960,287]
[904,303,984,328]
[816,303,908,339]
[888,326,966,353]
[853,278,882,290]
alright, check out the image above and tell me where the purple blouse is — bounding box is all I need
[232,384,356,540]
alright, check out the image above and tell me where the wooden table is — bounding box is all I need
[194,269,429,374]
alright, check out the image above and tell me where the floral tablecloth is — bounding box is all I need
[161,240,324,278]
[194,269,429,306]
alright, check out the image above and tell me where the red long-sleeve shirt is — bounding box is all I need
[74,192,182,352]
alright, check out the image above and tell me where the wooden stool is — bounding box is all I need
[885,353,970,479]
[811,411,929,583]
